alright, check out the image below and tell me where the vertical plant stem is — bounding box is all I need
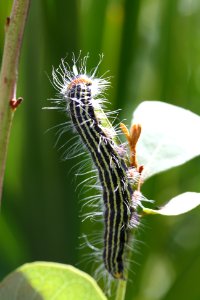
[115,279,127,300]
[0,0,30,204]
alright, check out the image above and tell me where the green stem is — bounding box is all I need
[115,279,127,300]
[0,0,30,205]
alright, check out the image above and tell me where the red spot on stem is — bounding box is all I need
[138,165,144,174]
[10,97,23,110]
[6,17,10,26]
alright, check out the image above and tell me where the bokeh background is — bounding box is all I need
[1,1,200,299]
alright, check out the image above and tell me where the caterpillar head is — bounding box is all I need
[52,56,110,100]
[68,75,92,90]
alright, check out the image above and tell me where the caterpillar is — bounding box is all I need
[51,55,139,279]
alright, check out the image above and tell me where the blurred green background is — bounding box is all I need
[1,0,200,299]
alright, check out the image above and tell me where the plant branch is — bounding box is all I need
[115,278,127,300]
[0,0,30,205]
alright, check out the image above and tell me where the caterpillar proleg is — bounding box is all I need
[51,55,139,279]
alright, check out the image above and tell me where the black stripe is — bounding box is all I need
[68,83,132,278]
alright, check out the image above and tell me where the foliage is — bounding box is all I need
[0,262,106,300]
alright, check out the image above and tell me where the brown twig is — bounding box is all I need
[0,0,31,205]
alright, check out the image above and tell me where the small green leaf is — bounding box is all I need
[0,262,107,300]
[143,192,200,216]
[132,101,200,179]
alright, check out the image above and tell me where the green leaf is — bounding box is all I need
[0,262,107,300]
[143,192,200,216]
[132,101,200,179]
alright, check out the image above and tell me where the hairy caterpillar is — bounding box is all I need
[51,56,139,279]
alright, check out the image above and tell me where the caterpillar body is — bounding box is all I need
[51,57,138,279]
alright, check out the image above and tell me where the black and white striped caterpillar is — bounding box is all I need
[51,56,140,279]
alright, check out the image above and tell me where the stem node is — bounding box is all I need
[10,97,23,110]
